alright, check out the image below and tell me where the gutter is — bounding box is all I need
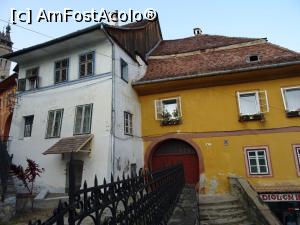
[101,24,116,178]
[133,60,300,86]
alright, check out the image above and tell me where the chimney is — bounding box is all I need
[193,28,202,36]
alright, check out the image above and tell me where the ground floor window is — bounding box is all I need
[244,146,271,176]
[293,145,300,176]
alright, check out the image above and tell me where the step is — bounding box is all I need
[200,209,247,220]
[200,215,251,225]
[198,194,240,206]
[200,203,244,212]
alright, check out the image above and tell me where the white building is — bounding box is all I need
[3,21,162,193]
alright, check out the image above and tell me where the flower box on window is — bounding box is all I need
[286,110,300,117]
[160,117,181,126]
[239,113,264,122]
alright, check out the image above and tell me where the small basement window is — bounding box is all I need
[247,55,260,63]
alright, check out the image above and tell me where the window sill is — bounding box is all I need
[239,114,264,122]
[247,173,272,178]
[160,118,181,126]
[286,111,300,117]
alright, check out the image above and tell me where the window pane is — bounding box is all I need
[121,60,128,81]
[260,166,267,173]
[80,64,86,76]
[24,116,34,137]
[87,53,93,60]
[83,105,92,133]
[248,151,256,157]
[239,93,259,115]
[62,59,68,67]
[55,62,60,69]
[250,166,258,173]
[249,159,257,165]
[46,111,55,137]
[75,106,83,134]
[61,69,67,81]
[53,110,62,137]
[257,151,265,156]
[258,158,266,165]
[285,88,300,111]
[80,55,86,62]
[163,100,178,118]
[87,62,93,75]
[55,71,60,83]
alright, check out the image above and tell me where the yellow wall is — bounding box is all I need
[139,75,300,193]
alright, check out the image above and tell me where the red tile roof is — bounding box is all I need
[151,34,260,56]
[138,41,300,83]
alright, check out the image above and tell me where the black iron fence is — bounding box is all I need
[29,162,185,225]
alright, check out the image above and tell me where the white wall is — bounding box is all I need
[9,76,113,192]
[9,37,114,192]
[18,39,112,88]
[112,45,146,178]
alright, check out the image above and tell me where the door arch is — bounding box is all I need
[151,139,199,184]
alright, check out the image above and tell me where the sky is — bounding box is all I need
[1,0,300,53]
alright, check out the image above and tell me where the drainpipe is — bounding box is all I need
[101,24,116,178]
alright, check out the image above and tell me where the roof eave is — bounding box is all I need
[132,60,300,86]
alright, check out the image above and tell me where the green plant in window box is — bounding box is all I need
[286,110,300,117]
[239,113,264,122]
[160,108,181,126]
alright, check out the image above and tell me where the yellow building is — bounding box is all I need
[133,32,300,219]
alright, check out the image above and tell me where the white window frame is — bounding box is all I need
[293,145,300,176]
[124,111,133,135]
[154,97,182,120]
[237,90,269,115]
[74,104,93,135]
[281,86,300,112]
[46,109,64,138]
[244,146,272,176]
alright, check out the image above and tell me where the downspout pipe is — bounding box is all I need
[101,24,116,178]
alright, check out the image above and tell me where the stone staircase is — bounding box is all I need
[199,194,254,225]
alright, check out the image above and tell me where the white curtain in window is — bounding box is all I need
[239,93,260,115]
[285,88,300,111]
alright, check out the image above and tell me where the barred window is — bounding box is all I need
[124,111,133,135]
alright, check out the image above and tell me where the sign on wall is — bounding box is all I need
[260,193,300,202]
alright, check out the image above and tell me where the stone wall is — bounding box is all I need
[228,176,282,225]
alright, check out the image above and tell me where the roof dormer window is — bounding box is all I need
[246,54,260,63]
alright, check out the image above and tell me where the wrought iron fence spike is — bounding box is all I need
[94,175,98,186]
[111,173,114,182]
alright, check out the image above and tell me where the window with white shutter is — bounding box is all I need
[237,90,269,121]
[154,97,182,125]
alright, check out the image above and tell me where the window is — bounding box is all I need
[282,87,300,116]
[155,97,182,125]
[130,163,137,177]
[124,111,133,135]
[24,115,34,137]
[79,52,94,77]
[55,59,69,83]
[121,59,128,82]
[293,145,300,176]
[246,55,260,63]
[26,67,39,90]
[245,147,271,176]
[46,109,64,138]
[18,78,26,92]
[237,91,269,120]
[74,104,93,135]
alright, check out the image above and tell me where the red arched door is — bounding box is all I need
[151,139,199,184]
